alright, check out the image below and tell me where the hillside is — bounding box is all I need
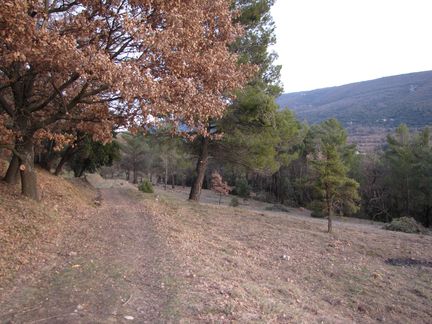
[2,176,432,322]
[0,168,97,285]
[276,71,432,129]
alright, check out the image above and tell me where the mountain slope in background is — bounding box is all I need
[276,71,432,128]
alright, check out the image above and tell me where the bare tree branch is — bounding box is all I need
[29,73,80,112]
[0,94,14,116]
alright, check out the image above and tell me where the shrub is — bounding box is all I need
[138,180,154,193]
[230,197,239,207]
[384,217,427,234]
[311,209,325,218]
[234,178,250,198]
[211,171,232,205]
[308,201,326,218]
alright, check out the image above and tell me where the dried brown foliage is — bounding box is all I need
[211,170,231,196]
[0,0,251,148]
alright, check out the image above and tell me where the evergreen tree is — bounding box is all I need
[69,136,120,178]
[309,119,360,233]
[411,128,432,226]
[383,125,432,226]
[119,133,148,183]
[189,0,287,201]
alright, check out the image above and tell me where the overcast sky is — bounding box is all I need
[271,0,432,93]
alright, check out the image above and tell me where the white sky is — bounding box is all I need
[271,0,432,93]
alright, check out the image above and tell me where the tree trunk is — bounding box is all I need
[133,165,138,184]
[4,154,20,184]
[16,138,39,200]
[37,140,55,171]
[328,211,333,233]
[54,146,75,176]
[171,173,175,189]
[164,158,168,190]
[189,137,209,201]
[326,198,332,233]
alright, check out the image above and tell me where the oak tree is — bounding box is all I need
[211,170,231,204]
[0,0,248,199]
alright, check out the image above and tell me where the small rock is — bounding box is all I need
[124,315,134,320]
[281,254,290,261]
[76,304,84,310]
[69,251,78,257]
[185,270,196,278]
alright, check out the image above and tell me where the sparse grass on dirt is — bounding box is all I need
[2,174,431,323]
[147,186,432,323]
[0,182,177,323]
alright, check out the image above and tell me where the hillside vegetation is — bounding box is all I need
[2,176,431,323]
[152,187,432,323]
[276,71,432,128]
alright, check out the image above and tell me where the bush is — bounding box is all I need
[311,209,325,218]
[384,216,427,234]
[230,197,239,207]
[234,178,251,198]
[138,180,154,193]
[308,201,326,218]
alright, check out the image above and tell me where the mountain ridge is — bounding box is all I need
[276,70,432,128]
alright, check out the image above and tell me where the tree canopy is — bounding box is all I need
[0,0,250,198]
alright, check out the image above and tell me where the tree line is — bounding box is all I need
[107,120,431,230]
[1,1,430,231]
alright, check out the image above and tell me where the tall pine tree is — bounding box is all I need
[189,0,287,201]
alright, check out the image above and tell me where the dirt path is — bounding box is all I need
[0,188,177,323]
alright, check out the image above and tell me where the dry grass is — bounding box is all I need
[0,167,96,287]
[147,187,432,323]
[1,173,431,323]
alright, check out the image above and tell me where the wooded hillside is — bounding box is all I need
[276,71,432,128]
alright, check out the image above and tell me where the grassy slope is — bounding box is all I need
[149,187,432,323]
[0,167,96,286]
[1,169,431,322]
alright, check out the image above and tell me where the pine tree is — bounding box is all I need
[189,0,290,201]
[309,119,360,233]
[119,133,148,184]
[383,125,432,226]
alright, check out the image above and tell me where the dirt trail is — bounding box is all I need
[0,188,177,323]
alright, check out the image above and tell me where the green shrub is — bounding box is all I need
[138,180,154,193]
[230,197,239,207]
[234,178,250,198]
[311,209,325,218]
[308,201,326,218]
[384,217,427,234]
